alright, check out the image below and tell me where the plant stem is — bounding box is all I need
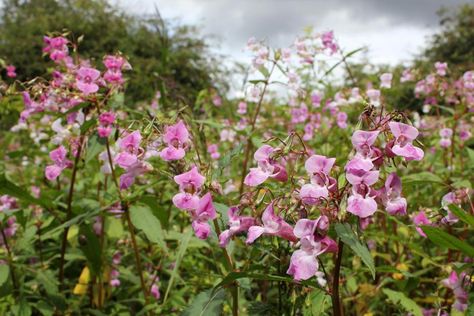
[212,219,238,316]
[331,240,344,316]
[103,138,150,306]
[239,62,276,195]
[0,224,18,297]
[58,136,84,290]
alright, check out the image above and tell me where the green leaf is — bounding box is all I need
[448,204,474,227]
[335,223,375,279]
[402,172,444,185]
[85,135,105,164]
[62,102,90,116]
[79,225,102,276]
[0,265,10,287]
[421,226,474,257]
[309,289,330,316]
[80,118,97,134]
[182,288,225,316]
[0,174,52,209]
[163,229,192,303]
[213,271,320,291]
[129,205,167,252]
[382,288,422,316]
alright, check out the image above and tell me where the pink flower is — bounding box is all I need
[207,144,220,160]
[119,161,152,190]
[6,65,16,78]
[237,101,247,114]
[287,216,337,280]
[388,122,424,161]
[212,95,222,107]
[99,112,116,125]
[246,203,297,244]
[174,166,206,193]
[119,131,142,153]
[311,91,322,107]
[442,271,468,312]
[172,192,200,211]
[190,193,217,239]
[45,146,71,181]
[346,130,380,171]
[380,73,393,89]
[366,89,381,107]
[378,173,407,216]
[76,67,101,95]
[435,62,448,76]
[219,207,256,247]
[150,283,161,300]
[299,155,336,205]
[336,112,348,129]
[244,145,287,186]
[400,69,414,83]
[43,36,69,61]
[346,168,379,218]
[413,211,431,237]
[160,120,189,161]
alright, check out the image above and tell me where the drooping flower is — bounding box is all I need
[173,166,206,193]
[366,89,381,107]
[442,271,468,312]
[6,65,16,78]
[244,145,287,186]
[207,144,220,160]
[378,173,407,216]
[160,120,189,161]
[380,73,393,89]
[219,207,256,247]
[76,67,101,95]
[413,211,431,237]
[246,203,297,244]
[388,122,424,161]
[45,146,71,181]
[434,62,448,76]
[346,130,380,171]
[287,216,337,280]
[346,168,379,218]
[439,128,453,148]
[189,193,217,239]
[299,155,336,205]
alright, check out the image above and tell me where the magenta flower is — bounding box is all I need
[435,62,448,76]
[190,193,217,239]
[219,207,256,247]
[43,36,69,61]
[207,144,220,160]
[347,130,380,171]
[237,101,247,114]
[246,203,297,244]
[160,120,189,161]
[45,146,71,181]
[76,67,101,95]
[244,145,288,186]
[442,271,468,312]
[119,131,142,153]
[119,161,152,190]
[287,216,337,280]
[172,192,200,211]
[299,155,336,205]
[388,122,424,161]
[336,112,348,129]
[6,65,16,78]
[413,211,431,237]
[150,283,161,300]
[173,166,206,193]
[378,173,407,216]
[346,168,379,218]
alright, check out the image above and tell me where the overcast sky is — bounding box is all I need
[113,0,467,66]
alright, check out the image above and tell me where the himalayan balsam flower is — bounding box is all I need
[346,168,379,218]
[190,193,217,239]
[366,89,381,107]
[435,62,448,76]
[439,128,453,148]
[6,65,16,78]
[388,122,424,161]
[380,73,393,89]
[43,36,69,61]
[287,216,337,280]
[246,203,297,244]
[442,271,468,312]
[76,67,101,95]
[172,167,205,210]
[413,211,431,237]
[207,144,220,160]
[244,145,287,186]
[45,146,71,181]
[378,173,407,216]
[160,120,189,161]
[300,155,336,205]
[219,207,256,247]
